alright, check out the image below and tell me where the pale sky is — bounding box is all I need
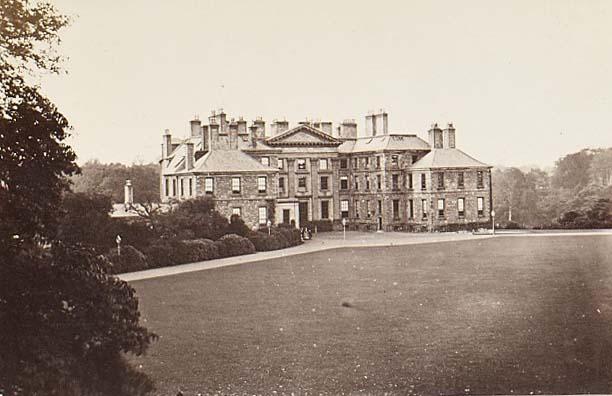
[42,0,612,168]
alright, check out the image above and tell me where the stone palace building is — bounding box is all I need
[160,109,492,231]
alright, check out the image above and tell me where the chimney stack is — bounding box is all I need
[124,179,134,207]
[201,125,209,153]
[443,123,456,148]
[237,117,248,135]
[186,142,194,169]
[271,119,289,136]
[190,117,202,137]
[338,119,357,139]
[428,123,443,149]
[253,117,265,139]
[320,121,333,135]
[364,110,388,137]
[249,125,258,148]
[162,129,172,158]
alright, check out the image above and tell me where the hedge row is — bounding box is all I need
[247,227,302,252]
[104,234,256,274]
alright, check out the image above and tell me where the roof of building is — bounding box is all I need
[266,124,342,146]
[339,134,430,153]
[192,149,278,173]
[410,148,490,169]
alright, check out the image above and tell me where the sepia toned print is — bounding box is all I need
[2,1,612,395]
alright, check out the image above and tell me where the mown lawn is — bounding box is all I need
[130,235,612,395]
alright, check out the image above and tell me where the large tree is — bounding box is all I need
[0,1,155,394]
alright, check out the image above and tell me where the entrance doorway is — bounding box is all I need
[299,201,309,226]
[377,216,383,231]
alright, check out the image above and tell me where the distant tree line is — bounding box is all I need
[493,148,612,229]
[71,160,160,203]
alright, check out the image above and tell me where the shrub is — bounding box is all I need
[181,239,220,261]
[104,245,148,274]
[227,214,251,237]
[143,240,191,268]
[215,234,255,258]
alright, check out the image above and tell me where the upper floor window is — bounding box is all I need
[407,173,413,189]
[354,176,359,190]
[411,154,418,164]
[364,157,370,167]
[260,157,270,166]
[231,177,241,193]
[277,158,284,169]
[391,155,399,166]
[458,172,465,188]
[353,158,358,169]
[477,171,484,188]
[376,175,382,190]
[204,177,214,194]
[298,177,307,189]
[421,174,426,190]
[319,158,328,170]
[278,177,285,192]
[320,176,329,191]
[392,174,399,190]
[365,175,370,190]
[340,158,348,169]
[437,172,445,189]
[297,159,306,170]
[257,176,267,193]
[376,156,381,168]
[340,176,348,190]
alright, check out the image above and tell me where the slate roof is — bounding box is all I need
[410,148,490,169]
[339,134,430,153]
[192,149,278,173]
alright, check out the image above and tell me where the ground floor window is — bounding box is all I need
[321,200,329,219]
[205,177,214,194]
[180,178,184,196]
[279,177,285,193]
[172,179,177,196]
[298,177,307,189]
[340,200,349,218]
[164,177,169,197]
[340,176,348,190]
[393,199,400,220]
[354,199,360,218]
[477,197,484,216]
[232,207,242,217]
[188,178,193,196]
[437,198,445,218]
[421,199,428,219]
[258,206,267,225]
[458,198,465,217]
[408,199,414,219]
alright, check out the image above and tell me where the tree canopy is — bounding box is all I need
[0,1,155,394]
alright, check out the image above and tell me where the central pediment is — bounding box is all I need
[266,125,342,147]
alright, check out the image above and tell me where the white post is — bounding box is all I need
[342,218,347,240]
[267,219,272,236]
[116,235,122,256]
[491,210,496,235]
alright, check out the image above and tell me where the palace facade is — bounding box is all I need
[160,109,492,231]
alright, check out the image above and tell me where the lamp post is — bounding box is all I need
[266,219,272,236]
[491,210,496,235]
[115,234,122,256]
[342,218,347,240]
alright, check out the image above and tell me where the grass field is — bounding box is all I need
[130,235,612,395]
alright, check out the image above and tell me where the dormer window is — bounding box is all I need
[319,158,328,170]
[260,157,270,166]
[231,177,241,194]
